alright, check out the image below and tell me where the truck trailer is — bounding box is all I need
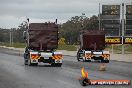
[77,30,110,63]
[23,21,62,66]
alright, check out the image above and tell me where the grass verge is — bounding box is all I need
[0,42,26,48]
[58,44,77,51]
[0,42,77,51]
[105,44,132,53]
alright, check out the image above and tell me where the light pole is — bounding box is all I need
[99,3,101,30]
[121,3,125,54]
[81,13,85,29]
[12,29,13,46]
[10,29,11,46]
[9,29,14,46]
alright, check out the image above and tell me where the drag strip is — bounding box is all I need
[0,48,131,88]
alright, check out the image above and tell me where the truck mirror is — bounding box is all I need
[23,31,26,39]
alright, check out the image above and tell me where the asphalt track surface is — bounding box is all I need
[0,48,131,88]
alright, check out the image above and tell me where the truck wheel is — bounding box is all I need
[24,53,28,65]
[77,51,80,61]
[24,59,28,65]
[28,59,38,66]
[86,60,91,62]
[83,59,86,62]
[28,59,32,66]
[104,60,109,63]
[56,63,62,67]
[51,63,62,67]
[101,59,109,63]
[32,63,38,66]
[77,49,83,61]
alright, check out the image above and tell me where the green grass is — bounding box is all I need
[124,45,132,52]
[58,44,77,51]
[105,44,132,53]
[0,42,77,51]
[1,42,132,52]
[0,42,26,48]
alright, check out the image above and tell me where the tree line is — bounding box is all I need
[0,23,26,43]
[0,15,99,44]
[59,15,99,44]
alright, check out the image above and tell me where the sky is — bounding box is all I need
[0,0,131,28]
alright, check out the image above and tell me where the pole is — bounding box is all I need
[27,18,29,47]
[112,44,114,54]
[12,29,13,46]
[81,13,85,29]
[99,3,101,30]
[122,3,125,54]
[10,30,11,46]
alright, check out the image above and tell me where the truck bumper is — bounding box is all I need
[28,51,63,64]
[38,57,54,63]
[91,56,103,60]
[31,58,62,64]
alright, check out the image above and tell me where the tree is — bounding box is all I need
[0,28,10,43]
[85,15,99,30]
[16,23,26,43]
[59,15,99,44]
[0,23,26,43]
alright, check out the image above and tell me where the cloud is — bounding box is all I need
[0,0,131,28]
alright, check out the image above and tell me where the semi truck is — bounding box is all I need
[77,30,110,63]
[23,20,62,66]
